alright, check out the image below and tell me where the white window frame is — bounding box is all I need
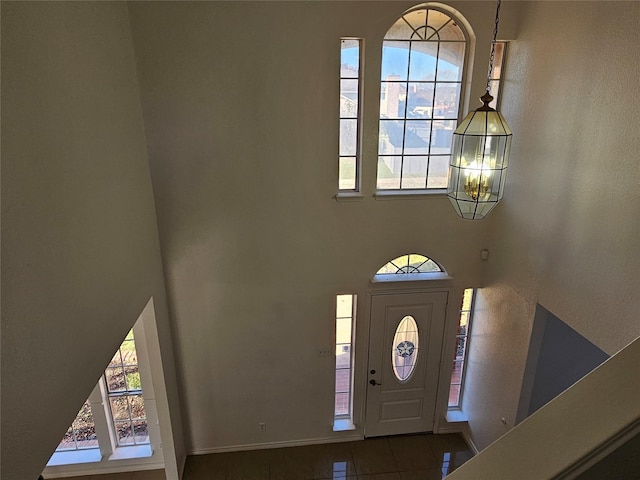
[448,288,475,410]
[488,41,508,110]
[337,38,364,197]
[333,294,357,431]
[372,253,452,283]
[44,317,164,477]
[375,5,471,194]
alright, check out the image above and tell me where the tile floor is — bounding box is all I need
[51,433,474,480]
[49,470,165,480]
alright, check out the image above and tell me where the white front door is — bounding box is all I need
[365,291,447,437]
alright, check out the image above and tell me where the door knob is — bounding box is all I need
[369,379,381,386]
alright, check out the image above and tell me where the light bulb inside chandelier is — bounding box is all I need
[464,159,493,201]
[447,0,512,220]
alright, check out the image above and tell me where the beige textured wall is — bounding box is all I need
[127,1,512,452]
[5,0,636,470]
[463,0,640,450]
[1,3,184,479]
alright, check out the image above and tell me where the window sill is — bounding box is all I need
[335,192,365,201]
[372,272,453,283]
[333,419,356,431]
[47,449,102,467]
[446,408,469,424]
[46,444,153,468]
[374,189,447,200]
[109,444,153,461]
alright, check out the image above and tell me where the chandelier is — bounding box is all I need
[447,0,512,220]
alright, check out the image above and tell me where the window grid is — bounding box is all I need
[339,39,362,192]
[376,253,443,275]
[105,330,149,447]
[378,8,467,191]
[49,317,161,471]
[449,288,474,408]
[55,401,99,452]
[57,329,150,454]
[335,294,356,420]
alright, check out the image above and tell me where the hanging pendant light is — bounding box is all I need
[447,0,512,220]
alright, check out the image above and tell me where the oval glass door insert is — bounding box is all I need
[392,315,419,382]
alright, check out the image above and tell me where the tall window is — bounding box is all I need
[104,329,150,446]
[487,41,507,109]
[334,294,356,430]
[377,7,467,191]
[449,288,474,407]
[339,39,363,191]
[49,328,156,468]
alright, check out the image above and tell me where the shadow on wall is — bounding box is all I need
[516,305,610,424]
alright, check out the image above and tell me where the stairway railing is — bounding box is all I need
[445,336,640,480]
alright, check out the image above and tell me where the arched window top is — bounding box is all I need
[374,254,450,283]
[377,5,469,191]
[376,254,443,275]
[384,6,466,42]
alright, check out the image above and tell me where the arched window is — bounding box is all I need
[377,6,468,191]
[377,253,442,275]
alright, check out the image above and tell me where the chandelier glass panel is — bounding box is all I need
[447,0,512,220]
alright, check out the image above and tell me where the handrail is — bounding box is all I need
[555,417,640,479]
[445,336,640,480]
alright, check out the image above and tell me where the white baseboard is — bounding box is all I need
[460,428,479,455]
[435,421,479,455]
[188,434,363,456]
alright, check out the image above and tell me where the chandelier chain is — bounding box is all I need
[486,0,502,93]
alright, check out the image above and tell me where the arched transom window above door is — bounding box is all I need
[374,253,450,282]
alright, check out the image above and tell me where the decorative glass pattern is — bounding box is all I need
[396,340,415,357]
[376,253,443,275]
[392,316,419,382]
[377,7,467,190]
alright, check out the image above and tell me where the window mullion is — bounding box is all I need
[90,379,115,458]
[132,320,159,449]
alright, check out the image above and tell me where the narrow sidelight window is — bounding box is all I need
[449,288,474,407]
[334,294,356,429]
[339,39,362,192]
[488,41,507,109]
